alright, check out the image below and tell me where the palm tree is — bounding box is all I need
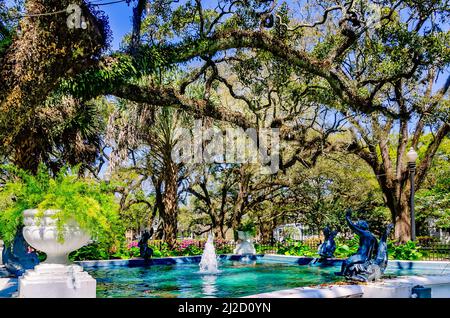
[145,107,186,246]
[106,100,191,247]
[1,95,105,174]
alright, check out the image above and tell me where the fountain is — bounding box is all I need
[2,228,39,276]
[138,229,154,262]
[199,233,219,274]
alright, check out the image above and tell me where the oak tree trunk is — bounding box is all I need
[381,182,411,243]
[213,225,226,240]
[394,191,412,243]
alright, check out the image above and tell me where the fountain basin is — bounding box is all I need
[3,255,449,298]
[75,255,450,298]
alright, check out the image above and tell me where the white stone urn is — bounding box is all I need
[233,231,256,255]
[22,209,91,264]
[19,209,96,298]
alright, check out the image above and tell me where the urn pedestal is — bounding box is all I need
[19,264,96,298]
[18,209,96,298]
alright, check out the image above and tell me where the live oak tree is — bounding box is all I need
[0,0,109,172]
[285,150,390,235]
[343,74,449,242]
[112,168,156,236]
[318,1,450,241]
[1,0,448,242]
[187,163,289,239]
[341,67,449,242]
[183,48,347,239]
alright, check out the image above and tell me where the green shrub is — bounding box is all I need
[388,241,422,260]
[333,237,423,260]
[334,237,359,258]
[277,240,318,257]
[215,239,234,254]
[69,242,111,261]
[147,241,175,257]
[0,164,124,249]
[70,240,139,261]
[254,244,276,254]
[172,239,203,256]
[128,246,141,258]
[303,237,322,248]
[118,239,235,258]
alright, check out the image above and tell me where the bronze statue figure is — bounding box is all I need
[138,229,154,261]
[2,228,39,276]
[318,226,337,259]
[374,223,394,273]
[335,209,394,282]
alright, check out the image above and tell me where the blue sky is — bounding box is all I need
[99,1,133,50]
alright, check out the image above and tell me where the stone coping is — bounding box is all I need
[76,254,262,268]
[244,274,450,298]
[0,278,18,298]
[244,285,365,298]
[387,259,450,271]
[243,256,450,298]
[76,254,338,268]
[260,254,343,266]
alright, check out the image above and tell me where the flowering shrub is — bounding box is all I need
[125,241,141,257]
[172,239,203,256]
[215,239,234,254]
[131,240,170,257]
[128,241,138,248]
[120,239,237,258]
[123,240,193,257]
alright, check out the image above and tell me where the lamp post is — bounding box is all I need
[406,147,418,241]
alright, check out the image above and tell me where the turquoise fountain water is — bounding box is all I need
[91,261,343,298]
[83,235,450,301]
[87,259,447,298]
